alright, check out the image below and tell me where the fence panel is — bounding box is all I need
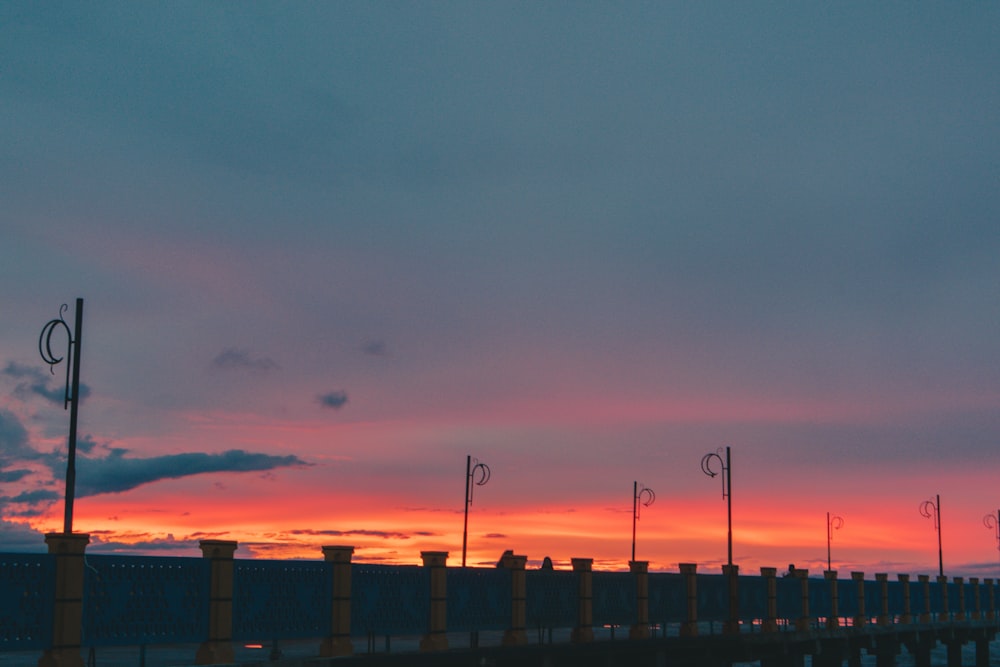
[738,575,768,621]
[0,553,54,651]
[525,571,577,630]
[83,555,209,646]
[232,559,330,641]
[647,573,684,624]
[592,572,635,627]
[352,564,429,636]
[446,568,510,632]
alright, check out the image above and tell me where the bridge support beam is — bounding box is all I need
[570,558,594,643]
[628,560,650,639]
[38,533,90,667]
[502,553,528,645]
[419,551,449,652]
[976,636,991,667]
[195,539,238,665]
[319,545,354,657]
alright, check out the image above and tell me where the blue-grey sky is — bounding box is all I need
[1,3,999,574]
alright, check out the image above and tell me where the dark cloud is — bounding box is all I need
[3,361,91,406]
[361,339,389,357]
[4,489,61,505]
[0,518,45,552]
[0,408,39,468]
[0,469,32,483]
[87,532,203,554]
[210,349,278,372]
[317,391,348,409]
[483,533,508,539]
[73,448,309,496]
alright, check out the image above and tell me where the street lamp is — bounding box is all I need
[919,495,943,577]
[826,512,844,572]
[38,299,85,535]
[983,510,999,571]
[632,481,655,562]
[700,446,732,567]
[461,455,490,567]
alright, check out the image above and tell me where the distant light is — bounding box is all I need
[244,644,263,649]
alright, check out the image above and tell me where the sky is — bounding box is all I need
[1,3,999,578]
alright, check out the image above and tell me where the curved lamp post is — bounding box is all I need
[919,494,943,577]
[461,455,490,567]
[826,512,844,572]
[984,510,1000,571]
[701,446,732,567]
[632,481,655,562]
[38,299,84,534]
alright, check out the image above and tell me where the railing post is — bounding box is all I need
[680,563,698,637]
[723,564,739,634]
[985,578,995,621]
[319,546,354,657]
[195,540,238,665]
[419,551,448,652]
[852,572,867,628]
[969,577,981,621]
[937,575,950,621]
[37,532,90,667]
[762,567,778,632]
[502,553,528,646]
[825,570,839,629]
[898,574,911,624]
[953,577,965,621]
[570,558,594,643]
[629,561,650,639]
[794,568,810,632]
[919,575,931,623]
[876,573,889,626]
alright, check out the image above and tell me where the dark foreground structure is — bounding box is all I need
[3,534,997,667]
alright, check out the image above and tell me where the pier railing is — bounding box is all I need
[2,534,998,666]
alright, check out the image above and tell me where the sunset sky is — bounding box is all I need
[2,3,1000,579]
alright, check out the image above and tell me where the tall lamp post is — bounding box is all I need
[919,494,943,577]
[38,299,84,535]
[983,510,1000,571]
[826,512,844,572]
[631,481,655,562]
[461,455,490,567]
[700,446,732,567]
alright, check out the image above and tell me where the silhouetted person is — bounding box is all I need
[540,556,553,570]
[783,563,796,577]
[496,549,514,567]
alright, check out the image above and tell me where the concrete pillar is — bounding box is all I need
[985,578,995,621]
[954,577,966,621]
[419,551,448,652]
[502,553,528,645]
[195,540,238,665]
[937,575,950,621]
[679,563,698,637]
[970,577,981,620]
[825,570,839,629]
[794,568,810,632]
[876,573,890,626]
[762,567,778,632]
[629,561,650,639]
[852,572,867,628]
[976,637,990,667]
[898,574,911,624]
[37,533,90,667]
[319,546,354,657]
[918,575,931,623]
[570,558,594,643]
[723,564,739,635]
[946,639,962,667]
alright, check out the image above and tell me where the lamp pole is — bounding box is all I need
[631,481,655,562]
[461,455,490,567]
[919,494,943,577]
[38,299,84,534]
[983,509,1000,571]
[700,446,732,567]
[826,512,843,572]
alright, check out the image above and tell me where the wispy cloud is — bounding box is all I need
[289,528,433,540]
[210,349,278,372]
[3,361,91,406]
[73,448,309,496]
[317,391,348,409]
[361,339,389,357]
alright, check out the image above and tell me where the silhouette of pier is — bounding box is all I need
[3,534,998,667]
